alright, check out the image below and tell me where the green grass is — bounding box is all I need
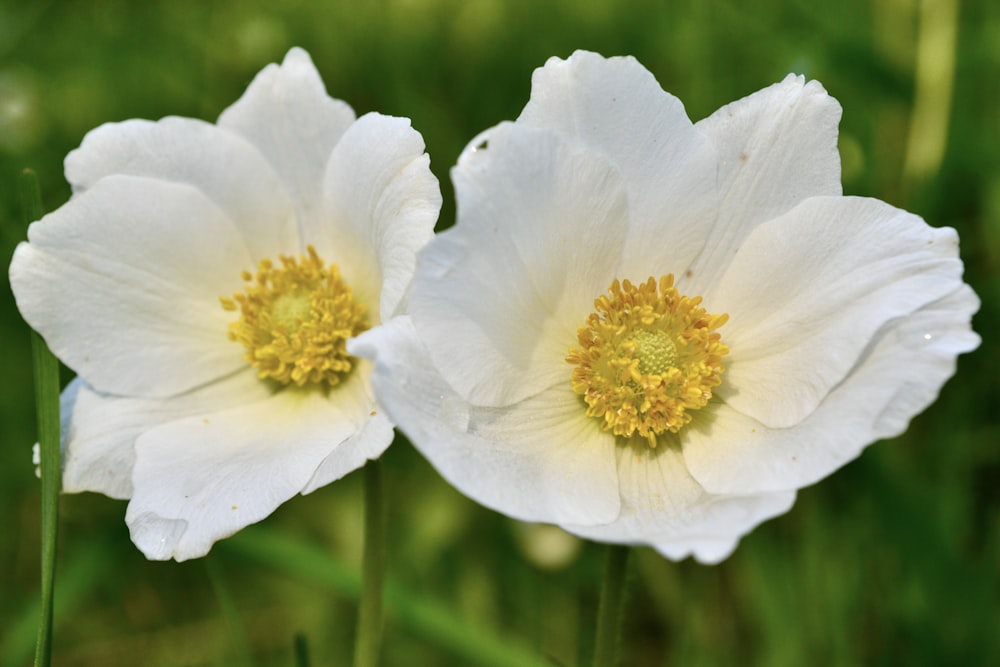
[2,0,998,665]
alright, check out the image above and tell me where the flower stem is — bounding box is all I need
[293,633,310,667]
[592,545,630,667]
[354,459,385,667]
[21,168,61,667]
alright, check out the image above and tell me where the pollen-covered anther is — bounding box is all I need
[566,275,729,447]
[220,245,368,387]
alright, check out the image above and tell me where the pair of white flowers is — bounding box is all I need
[10,48,979,563]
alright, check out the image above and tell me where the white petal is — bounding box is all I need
[59,378,132,499]
[866,285,980,436]
[61,370,272,499]
[317,112,440,323]
[300,363,394,494]
[64,117,299,261]
[9,175,253,397]
[410,122,628,407]
[653,534,747,564]
[125,377,371,561]
[218,47,355,230]
[688,74,843,292]
[709,196,967,428]
[518,50,720,283]
[565,444,796,563]
[684,285,980,495]
[351,317,622,526]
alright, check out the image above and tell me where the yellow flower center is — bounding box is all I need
[220,246,368,387]
[566,275,729,447]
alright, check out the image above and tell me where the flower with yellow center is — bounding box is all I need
[221,246,369,387]
[352,51,979,563]
[567,275,729,446]
[9,48,441,561]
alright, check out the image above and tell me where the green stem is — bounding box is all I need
[354,459,385,667]
[592,545,630,667]
[20,168,61,667]
[293,633,310,667]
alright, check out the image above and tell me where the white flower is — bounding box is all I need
[9,48,441,561]
[352,51,980,563]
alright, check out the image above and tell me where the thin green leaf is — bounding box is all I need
[19,168,61,667]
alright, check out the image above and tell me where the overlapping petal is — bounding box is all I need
[64,117,299,261]
[687,74,842,293]
[318,112,441,322]
[517,52,719,283]
[566,443,796,563]
[709,195,967,428]
[218,47,356,231]
[126,375,371,561]
[302,410,395,495]
[684,285,980,495]
[10,175,252,398]
[60,370,273,499]
[351,317,622,527]
[410,122,628,407]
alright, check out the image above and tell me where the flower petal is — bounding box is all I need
[125,377,371,561]
[317,112,440,323]
[709,196,967,428]
[688,74,842,292]
[59,379,132,499]
[301,362,394,494]
[351,317,622,527]
[684,285,980,495]
[218,47,356,230]
[63,117,299,261]
[410,122,628,407]
[10,175,253,397]
[565,443,796,563]
[61,370,272,499]
[517,50,720,283]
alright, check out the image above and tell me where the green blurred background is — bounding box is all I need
[1,0,997,665]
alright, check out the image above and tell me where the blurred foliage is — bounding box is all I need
[1,0,998,665]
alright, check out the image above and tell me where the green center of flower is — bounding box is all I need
[628,328,677,375]
[566,275,729,447]
[271,292,312,333]
[220,245,368,387]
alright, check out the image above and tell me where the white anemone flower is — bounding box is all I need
[352,51,980,563]
[9,48,441,561]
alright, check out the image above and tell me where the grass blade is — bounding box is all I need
[19,168,62,667]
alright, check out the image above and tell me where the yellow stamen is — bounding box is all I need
[220,246,368,387]
[566,275,728,447]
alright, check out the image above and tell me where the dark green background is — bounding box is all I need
[1,0,997,665]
